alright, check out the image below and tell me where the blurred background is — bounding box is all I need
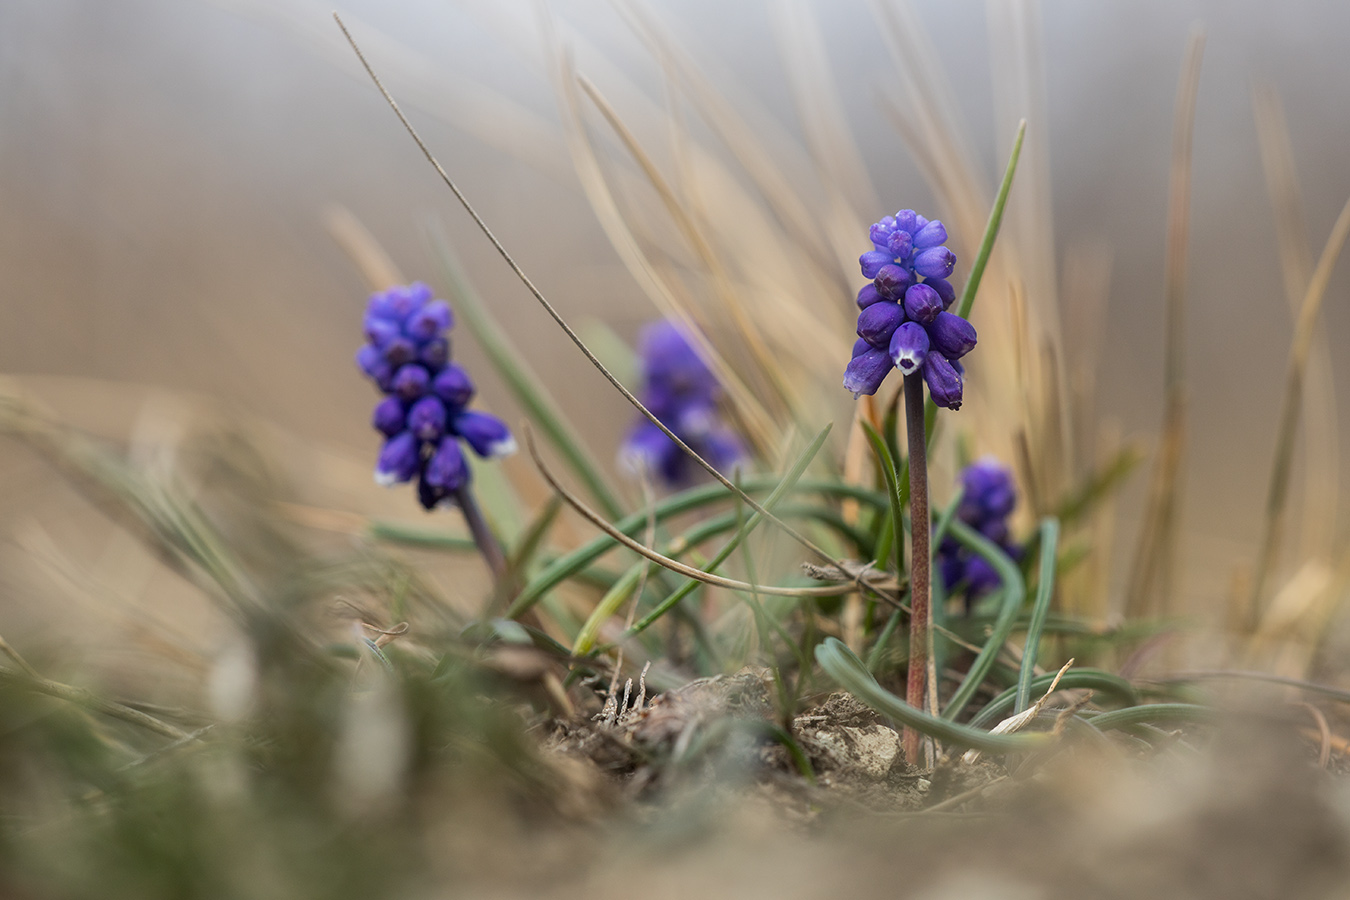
[2,0,1349,661]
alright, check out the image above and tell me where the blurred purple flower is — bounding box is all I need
[357,282,514,510]
[620,320,745,487]
[937,458,1021,605]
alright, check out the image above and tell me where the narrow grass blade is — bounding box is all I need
[508,476,887,619]
[368,522,477,552]
[1249,191,1350,617]
[428,227,626,521]
[861,422,906,583]
[1084,703,1215,732]
[816,638,1045,752]
[954,120,1026,321]
[1123,30,1204,620]
[971,669,1139,729]
[1015,518,1060,714]
[572,561,646,656]
[620,426,831,639]
[941,520,1026,721]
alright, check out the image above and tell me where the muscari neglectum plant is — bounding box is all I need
[844,208,977,763]
[357,281,516,582]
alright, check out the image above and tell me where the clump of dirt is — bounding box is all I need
[546,669,971,814]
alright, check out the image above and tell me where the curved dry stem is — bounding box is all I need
[524,426,865,600]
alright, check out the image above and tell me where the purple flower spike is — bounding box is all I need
[357,282,513,506]
[903,282,943,325]
[856,283,883,310]
[913,219,948,249]
[923,351,964,409]
[843,347,894,397]
[454,410,517,459]
[928,310,978,360]
[423,436,468,491]
[856,300,905,348]
[407,395,447,441]
[433,364,475,408]
[939,458,1020,604]
[914,246,956,280]
[873,264,912,301]
[889,321,930,376]
[391,364,430,400]
[372,396,406,437]
[845,208,968,407]
[375,431,421,486]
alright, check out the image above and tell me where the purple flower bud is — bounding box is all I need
[406,300,452,342]
[433,364,475,408]
[843,347,894,397]
[928,310,978,360]
[454,410,516,459]
[856,300,905,349]
[894,210,919,234]
[383,282,431,320]
[856,283,883,309]
[859,250,893,279]
[869,217,896,248]
[923,351,963,409]
[391,364,430,400]
[418,337,449,370]
[913,219,948,249]
[423,436,468,491]
[914,247,956,280]
[964,556,1001,595]
[364,313,400,347]
[407,396,448,441]
[372,396,406,437]
[886,230,913,260]
[356,345,392,385]
[873,264,912,301]
[375,431,420,486]
[889,321,930,376]
[852,337,872,358]
[902,282,942,325]
[382,336,417,367]
[925,277,956,309]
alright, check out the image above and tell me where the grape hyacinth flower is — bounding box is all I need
[843,210,976,409]
[845,208,977,767]
[620,320,745,488]
[357,282,514,578]
[938,458,1021,605]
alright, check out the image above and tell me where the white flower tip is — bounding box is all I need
[487,436,518,458]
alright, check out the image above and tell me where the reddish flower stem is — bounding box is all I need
[902,373,930,766]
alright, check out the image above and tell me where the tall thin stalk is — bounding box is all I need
[902,373,931,766]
